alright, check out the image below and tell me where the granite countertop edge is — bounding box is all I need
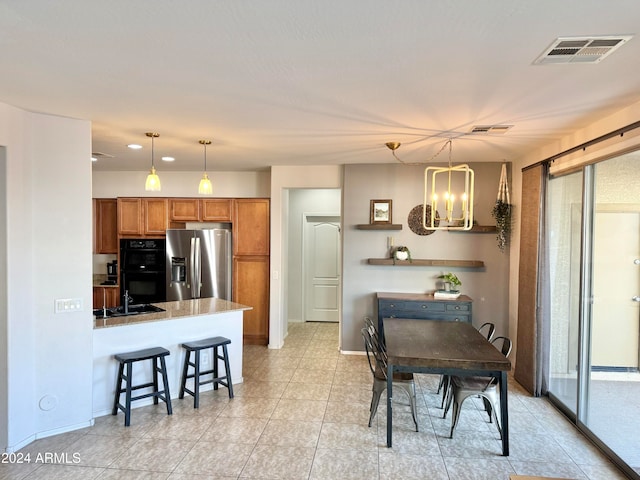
[94,298,252,329]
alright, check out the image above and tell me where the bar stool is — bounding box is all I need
[179,336,234,408]
[112,346,172,426]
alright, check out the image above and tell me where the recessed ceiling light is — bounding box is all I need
[161,156,175,162]
[127,144,143,150]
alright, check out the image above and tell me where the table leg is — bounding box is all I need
[386,362,393,447]
[499,371,509,456]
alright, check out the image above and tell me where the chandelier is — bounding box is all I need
[386,139,475,230]
[424,139,474,230]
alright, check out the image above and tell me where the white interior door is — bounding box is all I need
[591,210,640,368]
[303,216,341,322]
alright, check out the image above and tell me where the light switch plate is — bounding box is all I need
[55,298,83,313]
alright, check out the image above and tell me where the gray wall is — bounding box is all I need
[341,162,511,352]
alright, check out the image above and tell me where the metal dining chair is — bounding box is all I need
[361,324,418,432]
[477,322,496,342]
[438,322,496,409]
[445,336,512,438]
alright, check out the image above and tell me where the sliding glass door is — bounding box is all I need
[548,169,583,415]
[547,151,640,477]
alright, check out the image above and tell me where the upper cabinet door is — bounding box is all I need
[169,198,201,222]
[95,198,118,253]
[117,198,143,236]
[233,199,270,255]
[202,199,232,222]
[143,198,168,236]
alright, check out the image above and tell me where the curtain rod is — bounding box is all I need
[522,119,640,172]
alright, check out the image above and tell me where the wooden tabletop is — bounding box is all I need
[383,318,511,372]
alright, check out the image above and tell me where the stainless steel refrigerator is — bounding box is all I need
[165,227,232,301]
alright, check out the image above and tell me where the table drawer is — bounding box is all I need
[379,300,446,315]
[445,303,470,313]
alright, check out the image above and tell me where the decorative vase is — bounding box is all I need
[395,250,409,261]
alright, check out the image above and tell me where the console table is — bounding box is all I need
[376,292,473,336]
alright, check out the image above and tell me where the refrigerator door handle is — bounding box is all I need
[189,237,196,297]
[193,237,202,298]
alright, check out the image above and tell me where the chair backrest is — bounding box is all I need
[491,336,512,358]
[477,322,495,341]
[361,326,388,379]
[363,316,384,352]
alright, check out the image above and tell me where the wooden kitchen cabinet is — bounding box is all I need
[233,255,269,345]
[93,286,120,309]
[168,198,232,222]
[117,197,168,237]
[233,198,270,255]
[232,198,270,345]
[202,199,232,221]
[94,198,118,253]
[169,198,200,221]
[143,198,168,235]
[117,198,142,236]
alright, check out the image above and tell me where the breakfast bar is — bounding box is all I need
[92,297,251,417]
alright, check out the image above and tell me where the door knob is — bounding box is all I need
[633,296,640,302]
[634,259,640,265]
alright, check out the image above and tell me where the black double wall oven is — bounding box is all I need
[120,239,166,304]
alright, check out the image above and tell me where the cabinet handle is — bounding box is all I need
[455,318,460,322]
[421,305,427,309]
[454,306,460,310]
[633,296,640,302]
[389,304,395,308]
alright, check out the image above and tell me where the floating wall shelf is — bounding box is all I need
[367,258,485,268]
[447,225,497,233]
[356,224,403,230]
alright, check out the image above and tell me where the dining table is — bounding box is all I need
[383,317,512,455]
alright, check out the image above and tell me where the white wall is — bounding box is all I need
[0,146,7,446]
[92,170,270,198]
[269,166,344,348]
[286,189,341,322]
[0,103,93,451]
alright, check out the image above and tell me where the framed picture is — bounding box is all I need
[370,199,392,224]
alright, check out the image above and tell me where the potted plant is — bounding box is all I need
[393,246,412,263]
[492,163,512,252]
[438,272,461,292]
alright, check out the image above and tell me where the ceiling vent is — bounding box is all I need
[534,35,633,64]
[469,125,513,134]
[91,151,114,158]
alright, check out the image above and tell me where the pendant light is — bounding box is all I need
[144,132,161,191]
[424,139,474,230]
[385,138,475,230]
[198,139,213,195]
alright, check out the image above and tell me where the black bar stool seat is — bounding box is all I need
[179,336,234,408]
[112,346,172,426]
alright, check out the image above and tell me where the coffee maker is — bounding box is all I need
[106,260,118,284]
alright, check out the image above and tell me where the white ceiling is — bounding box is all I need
[2,1,640,172]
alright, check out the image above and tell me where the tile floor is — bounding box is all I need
[2,321,632,480]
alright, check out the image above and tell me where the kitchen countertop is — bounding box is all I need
[93,297,252,329]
